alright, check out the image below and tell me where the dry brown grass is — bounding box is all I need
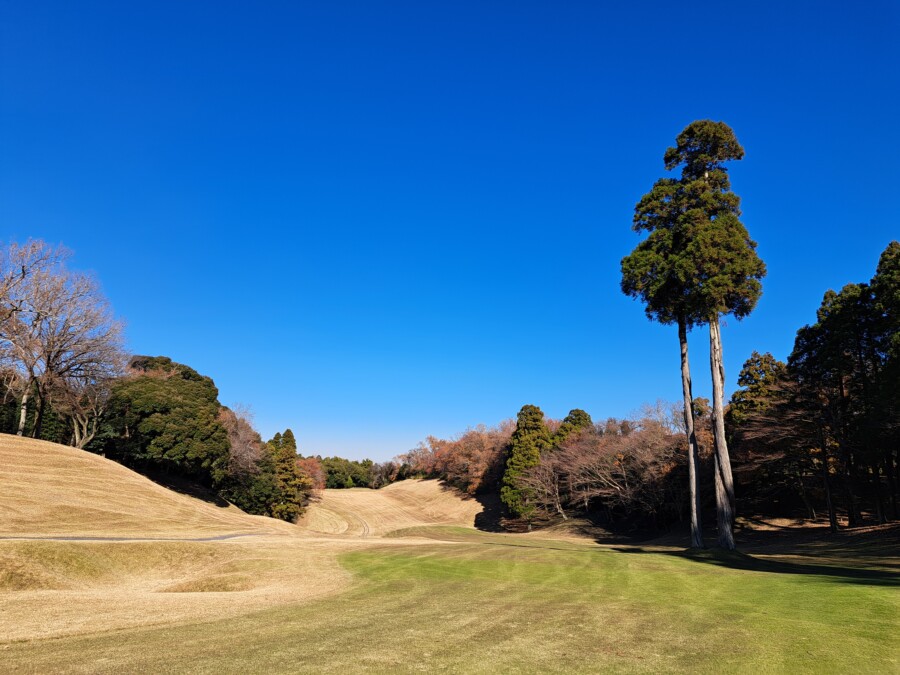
[300,479,483,536]
[0,434,488,644]
[0,434,355,641]
[0,434,294,538]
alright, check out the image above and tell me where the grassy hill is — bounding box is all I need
[0,433,293,538]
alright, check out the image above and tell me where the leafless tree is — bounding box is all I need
[0,241,125,438]
[219,405,265,477]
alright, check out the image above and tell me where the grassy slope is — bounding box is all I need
[1,434,897,673]
[0,433,293,537]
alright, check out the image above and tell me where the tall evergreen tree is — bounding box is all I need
[501,404,551,523]
[266,428,312,522]
[622,164,715,550]
[663,120,766,550]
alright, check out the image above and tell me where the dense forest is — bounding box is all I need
[1,122,896,545]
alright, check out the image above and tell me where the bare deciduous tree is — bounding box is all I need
[0,241,125,439]
[219,405,265,477]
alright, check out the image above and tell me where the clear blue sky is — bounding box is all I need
[2,2,898,461]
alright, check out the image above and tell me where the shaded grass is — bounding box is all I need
[4,538,897,673]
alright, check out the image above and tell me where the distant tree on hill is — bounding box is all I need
[320,456,375,488]
[266,429,313,521]
[553,409,593,447]
[297,456,326,490]
[501,404,551,523]
[727,352,786,429]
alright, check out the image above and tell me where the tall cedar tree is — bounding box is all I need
[663,120,766,549]
[501,404,551,522]
[621,148,730,547]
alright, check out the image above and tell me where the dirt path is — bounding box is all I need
[0,533,261,542]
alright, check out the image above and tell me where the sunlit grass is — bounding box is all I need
[5,536,897,673]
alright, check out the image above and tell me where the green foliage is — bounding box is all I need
[501,404,551,519]
[553,408,593,446]
[266,429,313,521]
[320,456,375,488]
[727,351,787,426]
[218,428,313,522]
[219,453,282,517]
[100,356,230,485]
[622,120,765,325]
[728,242,900,524]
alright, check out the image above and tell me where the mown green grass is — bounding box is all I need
[4,535,898,674]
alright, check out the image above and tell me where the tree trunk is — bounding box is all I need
[678,318,703,549]
[872,463,887,524]
[883,458,898,520]
[843,449,861,527]
[796,467,816,520]
[709,316,736,550]
[822,454,838,533]
[32,392,46,439]
[16,385,31,436]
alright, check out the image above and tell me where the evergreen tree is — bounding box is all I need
[664,120,766,550]
[554,409,593,446]
[501,404,551,522]
[281,428,297,452]
[727,351,787,427]
[101,356,230,485]
[266,429,313,522]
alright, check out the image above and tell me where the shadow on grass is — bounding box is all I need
[144,470,231,508]
[610,546,900,587]
[434,481,506,532]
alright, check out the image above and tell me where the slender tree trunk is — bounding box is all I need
[872,463,887,524]
[555,486,567,521]
[843,449,861,527]
[678,318,703,548]
[796,467,816,520]
[32,392,46,439]
[822,454,838,532]
[709,316,736,550]
[884,458,898,520]
[16,385,31,436]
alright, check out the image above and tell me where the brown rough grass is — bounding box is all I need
[0,434,489,643]
[0,434,294,538]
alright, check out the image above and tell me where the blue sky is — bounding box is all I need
[2,1,898,460]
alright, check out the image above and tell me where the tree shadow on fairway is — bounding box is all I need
[610,546,900,588]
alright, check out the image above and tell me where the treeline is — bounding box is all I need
[729,241,899,529]
[398,241,899,536]
[397,405,698,531]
